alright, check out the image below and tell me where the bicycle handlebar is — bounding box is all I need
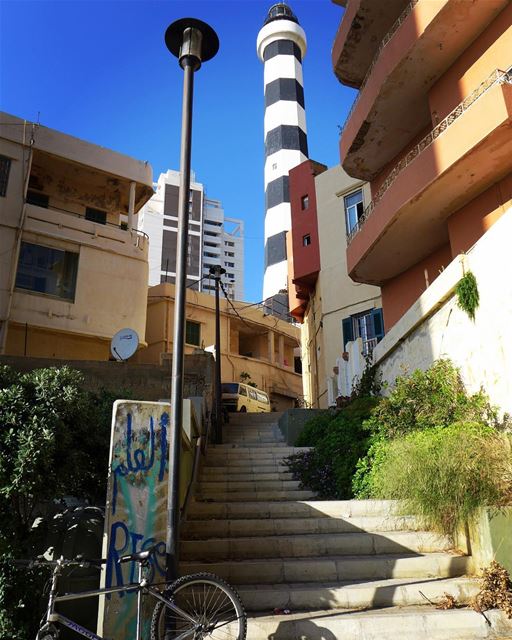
[6,556,107,569]
[6,544,160,570]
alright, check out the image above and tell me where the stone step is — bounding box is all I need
[180,531,453,561]
[210,443,292,450]
[244,607,512,640]
[222,424,282,432]
[227,412,283,423]
[197,479,302,493]
[180,552,470,584]
[194,489,316,502]
[186,500,400,520]
[204,456,292,467]
[181,514,420,539]
[223,436,285,443]
[237,576,479,612]
[199,470,294,482]
[206,446,308,457]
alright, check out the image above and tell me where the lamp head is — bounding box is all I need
[165,18,219,70]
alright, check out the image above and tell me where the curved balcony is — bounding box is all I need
[339,0,508,181]
[347,71,512,284]
[332,0,409,88]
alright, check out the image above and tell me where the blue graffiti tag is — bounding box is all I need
[105,521,166,595]
[111,411,168,515]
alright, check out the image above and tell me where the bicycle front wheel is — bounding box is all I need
[150,572,247,640]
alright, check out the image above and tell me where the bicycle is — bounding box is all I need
[21,546,246,640]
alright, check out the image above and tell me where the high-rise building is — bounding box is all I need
[257,2,308,315]
[138,170,244,299]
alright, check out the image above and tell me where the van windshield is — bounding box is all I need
[221,383,239,394]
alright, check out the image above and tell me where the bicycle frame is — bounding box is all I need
[42,560,196,640]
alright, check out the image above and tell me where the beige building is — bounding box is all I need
[288,162,382,408]
[0,112,153,359]
[137,282,303,410]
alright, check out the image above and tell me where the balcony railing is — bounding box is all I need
[347,69,512,243]
[340,0,420,135]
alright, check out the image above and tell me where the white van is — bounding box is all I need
[221,382,271,413]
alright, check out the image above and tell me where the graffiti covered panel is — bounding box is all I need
[97,400,171,638]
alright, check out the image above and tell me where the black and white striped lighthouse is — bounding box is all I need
[257,2,308,313]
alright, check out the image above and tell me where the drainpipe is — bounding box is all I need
[128,181,136,232]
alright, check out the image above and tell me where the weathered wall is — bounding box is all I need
[374,207,512,416]
[0,353,215,404]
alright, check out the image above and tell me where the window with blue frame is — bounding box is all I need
[344,189,364,235]
[342,308,384,356]
[15,242,79,301]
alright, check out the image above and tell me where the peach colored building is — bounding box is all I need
[333,0,512,330]
[0,112,153,359]
[136,283,303,411]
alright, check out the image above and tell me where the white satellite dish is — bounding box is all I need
[111,328,139,361]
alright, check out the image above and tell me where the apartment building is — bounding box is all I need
[138,170,244,300]
[202,197,244,301]
[333,1,512,411]
[287,159,382,408]
[0,112,153,360]
[136,282,302,410]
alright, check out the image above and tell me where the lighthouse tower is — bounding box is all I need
[257,2,308,314]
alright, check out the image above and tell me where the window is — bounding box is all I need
[225,241,234,247]
[225,261,234,268]
[0,155,12,197]
[185,320,201,346]
[344,189,364,234]
[301,195,309,210]
[15,242,78,301]
[26,190,49,208]
[303,234,311,246]
[224,251,234,257]
[227,273,234,279]
[205,231,219,237]
[342,308,384,356]
[85,207,107,225]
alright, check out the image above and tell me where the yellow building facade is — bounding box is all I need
[0,112,154,359]
[137,283,303,411]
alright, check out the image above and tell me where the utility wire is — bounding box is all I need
[219,280,255,331]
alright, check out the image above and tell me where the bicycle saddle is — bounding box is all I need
[118,544,159,564]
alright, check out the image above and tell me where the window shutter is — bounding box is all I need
[371,308,385,342]
[342,317,353,350]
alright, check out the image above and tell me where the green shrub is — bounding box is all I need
[364,359,497,440]
[353,359,501,499]
[0,365,131,639]
[295,411,334,447]
[286,397,379,499]
[368,422,512,537]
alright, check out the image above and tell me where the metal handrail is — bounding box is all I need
[340,0,420,135]
[25,200,149,240]
[347,69,512,243]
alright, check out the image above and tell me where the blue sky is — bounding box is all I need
[0,0,355,302]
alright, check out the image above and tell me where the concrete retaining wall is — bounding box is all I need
[278,408,326,445]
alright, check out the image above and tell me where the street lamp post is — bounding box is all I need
[209,265,226,444]
[164,17,219,582]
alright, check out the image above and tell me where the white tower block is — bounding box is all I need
[257,2,308,313]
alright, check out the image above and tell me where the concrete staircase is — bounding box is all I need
[182,412,512,639]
